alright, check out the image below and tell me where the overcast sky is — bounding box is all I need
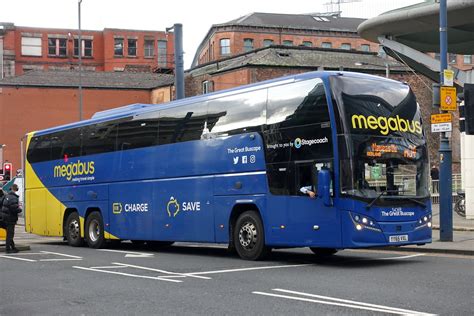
[1,0,421,68]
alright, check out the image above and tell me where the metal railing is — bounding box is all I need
[430,173,462,204]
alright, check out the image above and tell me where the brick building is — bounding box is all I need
[191,12,380,67]
[0,70,174,171]
[0,23,175,78]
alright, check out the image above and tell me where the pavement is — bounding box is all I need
[2,205,473,256]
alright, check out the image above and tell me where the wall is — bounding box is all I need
[198,28,378,65]
[0,86,152,171]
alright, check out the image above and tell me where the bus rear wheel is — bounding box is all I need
[234,211,269,261]
[65,212,84,247]
[85,211,106,249]
[309,247,337,257]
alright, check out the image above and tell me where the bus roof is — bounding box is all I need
[30,71,400,136]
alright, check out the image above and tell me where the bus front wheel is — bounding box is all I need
[65,212,84,247]
[234,211,269,261]
[85,211,106,249]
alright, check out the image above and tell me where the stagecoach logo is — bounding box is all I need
[294,137,328,149]
[166,196,201,217]
[53,160,95,181]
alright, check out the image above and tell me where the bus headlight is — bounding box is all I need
[415,213,432,230]
[350,213,381,232]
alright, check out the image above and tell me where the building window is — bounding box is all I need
[128,39,137,56]
[220,38,230,55]
[114,38,124,56]
[21,37,42,56]
[449,53,457,64]
[360,44,370,52]
[322,42,332,48]
[464,55,472,64]
[158,40,167,67]
[74,39,93,57]
[48,38,67,56]
[244,38,254,52]
[144,40,154,57]
[202,80,211,94]
[340,43,351,50]
[283,40,294,46]
[378,45,386,57]
[302,41,312,47]
[263,39,274,47]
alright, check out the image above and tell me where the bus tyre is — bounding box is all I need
[85,211,106,249]
[65,212,84,247]
[234,211,269,261]
[309,247,337,257]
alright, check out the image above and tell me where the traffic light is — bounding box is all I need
[463,83,474,135]
[3,162,12,180]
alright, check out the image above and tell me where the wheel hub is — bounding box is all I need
[88,219,100,242]
[68,220,80,239]
[239,222,257,249]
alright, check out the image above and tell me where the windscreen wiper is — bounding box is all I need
[365,190,399,209]
[405,197,426,208]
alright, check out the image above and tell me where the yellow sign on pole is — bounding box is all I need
[440,86,457,111]
[443,69,454,86]
[431,113,452,124]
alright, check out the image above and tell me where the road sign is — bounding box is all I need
[431,122,452,132]
[431,113,452,133]
[440,86,457,111]
[443,69,454,87]
[431,113,452,123]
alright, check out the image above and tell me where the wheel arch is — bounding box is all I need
[228,203,262,248]
[63,208,79,237]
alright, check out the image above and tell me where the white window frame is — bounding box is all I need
[220,38,230,55]
[21,37,42,56]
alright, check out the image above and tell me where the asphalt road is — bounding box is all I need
[0,234,472,315]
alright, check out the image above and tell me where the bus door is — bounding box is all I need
[291,160,340,246]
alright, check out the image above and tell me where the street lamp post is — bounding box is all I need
[78,0,83,121]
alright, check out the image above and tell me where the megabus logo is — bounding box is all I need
[53,160,95,181]
[351,115,422,136]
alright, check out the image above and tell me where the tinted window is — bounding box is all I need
[266,78,330,130]
[27,135,51,163]
[117,113,159,150]
[158,104,207,145]
[82,120,120,156]
[50,129,81,161]
[206,90,266,137]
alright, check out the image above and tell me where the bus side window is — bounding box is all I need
[207,90,266,136]
[158,104,207,145]
[117,115,159,150]
[267,163,295,195]
[296,163,314,196]
[82,120,119,156]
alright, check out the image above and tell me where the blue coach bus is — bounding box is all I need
[24,71,432,260]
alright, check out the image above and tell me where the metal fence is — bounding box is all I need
[430,173,462,204]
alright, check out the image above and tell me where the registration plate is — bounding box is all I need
[389,235,408,243]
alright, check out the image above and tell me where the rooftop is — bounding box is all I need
[189,45,407,77]
[0,70,174,90]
